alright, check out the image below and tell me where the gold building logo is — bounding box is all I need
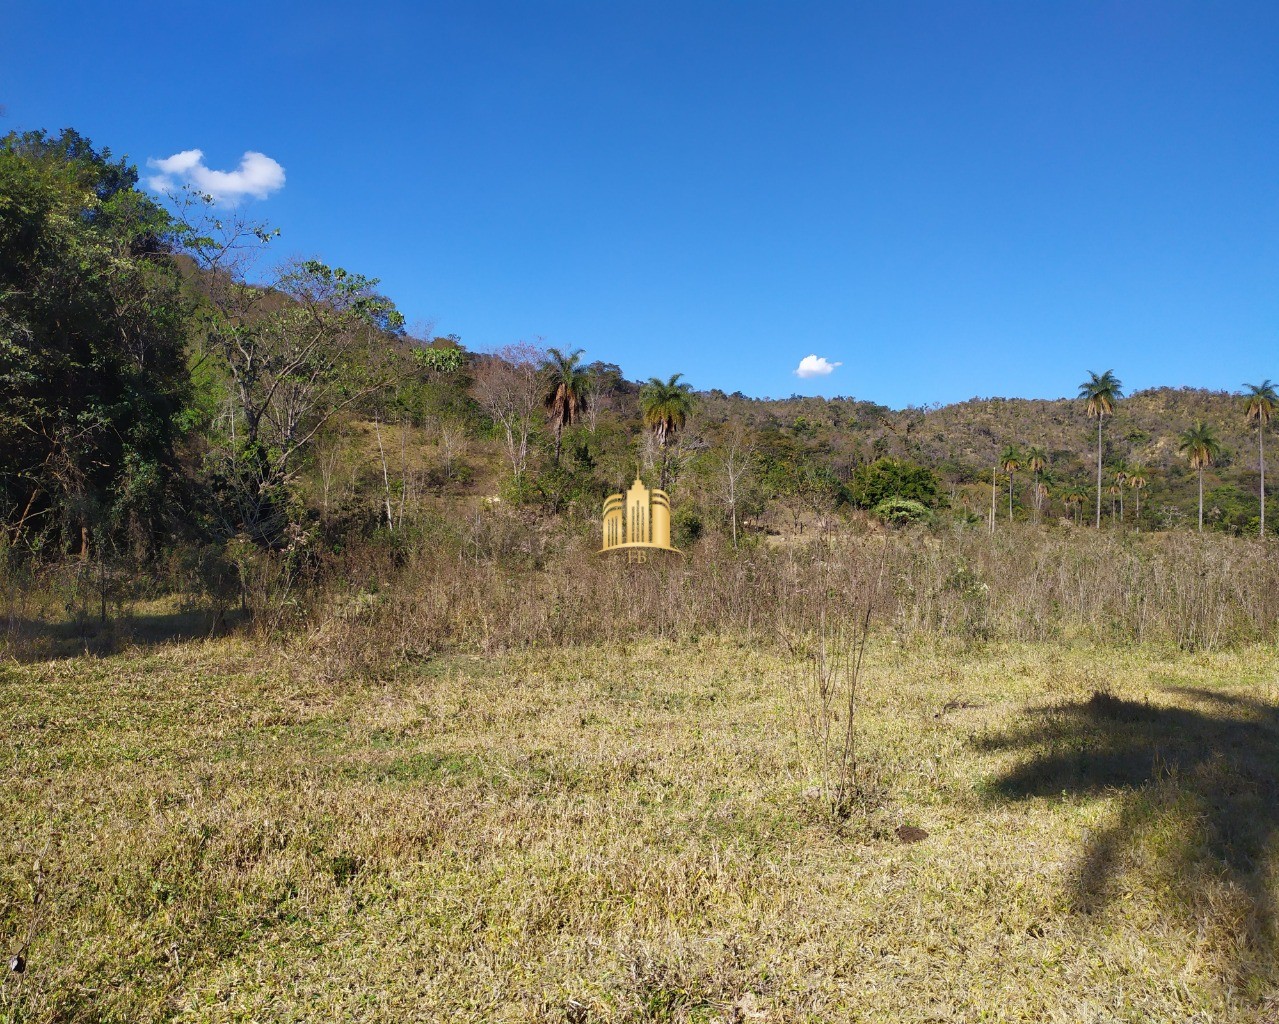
[599,475,682,563]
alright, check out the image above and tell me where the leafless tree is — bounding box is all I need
[437,417,469,482]
[473,342,545,483]
[373,413,395,530]
[716,423,754,549]
[585,374,609,434]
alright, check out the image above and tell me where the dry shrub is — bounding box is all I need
[780,548,885,822]
[310,520,1279,676]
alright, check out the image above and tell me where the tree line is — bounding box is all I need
[2,127,1274,599]
[989,371,1274,535]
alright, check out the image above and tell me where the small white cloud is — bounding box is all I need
[151,149,203,175]
[146,148,286,203]
[794,354,842,379]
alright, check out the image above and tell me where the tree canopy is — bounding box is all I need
[847,458,942,511]
[0,128,188,555]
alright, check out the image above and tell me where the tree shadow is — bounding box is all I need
[979,686,1279,987]
[1,607,244,662]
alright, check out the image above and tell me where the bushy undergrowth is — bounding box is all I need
[4,511,1275,668]
[312,517,1279,676]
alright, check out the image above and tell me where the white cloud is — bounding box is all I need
[794,354,842,379]
[146,148,286,203]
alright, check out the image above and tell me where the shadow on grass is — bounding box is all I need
[1,606,244,662]
[979,686,1279,985]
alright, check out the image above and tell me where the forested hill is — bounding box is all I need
[695,386,1253,478]
[644,385,1266,533]
[1,125,1273,570]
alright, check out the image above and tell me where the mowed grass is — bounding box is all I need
[1,636,1277,1022]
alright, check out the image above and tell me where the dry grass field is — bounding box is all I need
[2,635,1277,1022]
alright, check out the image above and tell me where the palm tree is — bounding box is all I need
[639,373,695,487]
[1127,466,1147,532]
[1078,370,1123,528]
[1178,422,1221,533]
[1025,446,1048,521]
[1108,481,1122,523]
[1244,379,1277,537]
[1000,445,1022,522]
[1113,465,1128,523]
[541,347,588,463]
[1064,487,1086,525]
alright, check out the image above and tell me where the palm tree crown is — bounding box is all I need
[639,373,694,448]
[541,347,588,461]
[1179,421,1221,471]
[1079,369,1123,528]
[640,373,695,489]
[1178,421,1221,533]
[1025,446,1048,475]
[1127,465,1147,531]
[1244,379,1277,538]
[1026,446,1048,520]
[999,445,1021,522]
[1245,379,1278,427]
[1064,487,1087,524]
[1079,370,1123,419]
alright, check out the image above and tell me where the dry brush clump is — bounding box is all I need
[310,518,1279,676]
[778,549,886,823]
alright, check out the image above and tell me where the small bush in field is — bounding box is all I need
[872,496,934,526]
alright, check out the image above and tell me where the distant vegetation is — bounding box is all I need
[1,128,1276,655]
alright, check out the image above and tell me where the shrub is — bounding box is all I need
[871,497,934,526]
[848,458,943,510]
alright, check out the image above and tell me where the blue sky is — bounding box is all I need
[6,2,1277,407]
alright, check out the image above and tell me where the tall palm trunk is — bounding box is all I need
[1095,416,1103,528]
[1008,471,1014,522]
[1134,488,1140,533]
[1261,424,1267,537]
[1197,468,1204,532]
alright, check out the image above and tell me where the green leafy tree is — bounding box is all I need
[541,347,588,463]
[176,200,407,543]
[1243,379,1276,536]
[639,373,695,488]
[847,458,942,510]
[1178,421,1221,533]
[0,128,188,556]
[1078,370,1123,528]
[413,344,466,376]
